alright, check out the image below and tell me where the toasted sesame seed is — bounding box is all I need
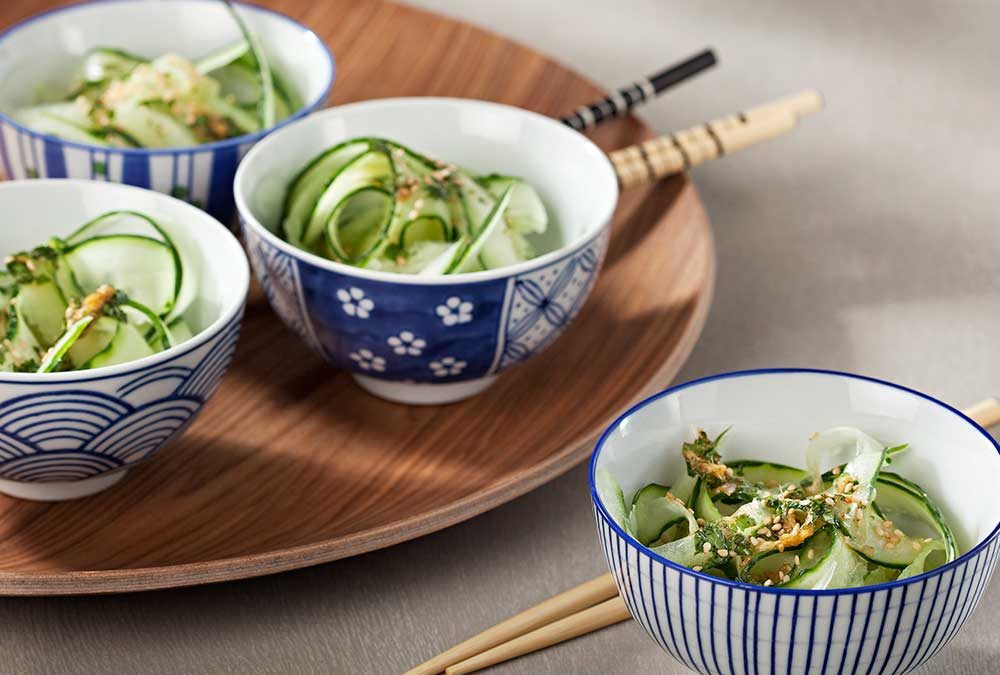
[764,579,773,587]
[793,555,800,566]
[693,565,703,572]
[832,466,841,475]
[758,528,770,536]
[825,497,836,506]
[696,518,706,526]
[772,523,783,531]
[886,542,896,550]
[703,542,712,553]
[875,527,886,537]
[912,541,922,551]
[894,529,905,538]
[807,548,815,560]
[717,549,729,558]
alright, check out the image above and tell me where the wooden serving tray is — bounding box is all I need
[0,0,714,594]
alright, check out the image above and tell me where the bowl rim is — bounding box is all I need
[0,178,250,383]
[0,0,335,155]
[235,96,619,286]
[589,367,1000,596]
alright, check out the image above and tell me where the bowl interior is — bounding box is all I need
[0,180,247,335]
[0,0,331,118]
[593,370,1000,554]
[237,97,618,260]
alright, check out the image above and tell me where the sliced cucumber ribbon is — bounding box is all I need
[14,8,297,148]
[279,137,549,275]
[0,212,195,374]
[601,425,956,589]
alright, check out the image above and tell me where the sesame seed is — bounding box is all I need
[693,565,703,572]
[764,579,773,587]
[793,555,800,566]
[807,549,815,560]
[772,523,783,531]
[717,549,729,558]
[894,529,905,538]
[912,541,922,551]
[886,542,896,550]
[832,466,841,475]
[875,527,886,537]
[703,542,712,553]
[758,528,770,536]
[825,497,836,506]
[696,518,706,526]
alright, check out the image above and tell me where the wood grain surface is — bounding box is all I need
[0,0,714,595]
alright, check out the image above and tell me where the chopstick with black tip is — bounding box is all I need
[561,48,717,131]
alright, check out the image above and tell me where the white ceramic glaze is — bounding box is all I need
[0,180,249,500]
[590,369,1000,675]
[236,98,619,404]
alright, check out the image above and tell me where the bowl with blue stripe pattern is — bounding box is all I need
[0,180,249,501]
[0,0,334,224]
[235,98,618,405]
[590,369,1000,675]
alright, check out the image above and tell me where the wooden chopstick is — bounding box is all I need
[404,573,619,675]
[413,398,1000,674]
[561,49,717,131]
[444,596,631,675]
[609,89,823,189]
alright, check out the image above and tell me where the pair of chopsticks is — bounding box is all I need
[556,48,823,188]
[409,397,1000,674]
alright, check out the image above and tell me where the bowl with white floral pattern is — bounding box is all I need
[235,98,618,405]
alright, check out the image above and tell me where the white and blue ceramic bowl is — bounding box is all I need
[0,180,249,502]
[0,0,334,224]
[236,98,618,405]
[590,369,1000,675]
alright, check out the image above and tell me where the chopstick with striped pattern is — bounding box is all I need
[411,398,1000,674]
[610,89,823,188]
[561,49,717,131]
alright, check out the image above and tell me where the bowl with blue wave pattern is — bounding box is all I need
[0,180,249,501]
[0,0,334,224]
[590,369,1000,675]
[235,98,618,405]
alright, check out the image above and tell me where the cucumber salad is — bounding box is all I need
[0,211,195,373]
[598,428,957,589]
[13,6,297,148]
[279,138,550,274]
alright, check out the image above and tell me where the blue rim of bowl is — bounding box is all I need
[0,179,250,384]
[235,97,619,286]
[0,0,335,155]
[589,367,1000,596]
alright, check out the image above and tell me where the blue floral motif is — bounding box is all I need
[245,221,610,384]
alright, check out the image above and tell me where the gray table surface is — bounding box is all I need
[2,1,999,673]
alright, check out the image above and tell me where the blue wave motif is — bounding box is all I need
[0,318,242,483]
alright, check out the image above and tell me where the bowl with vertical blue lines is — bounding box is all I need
[0,0,334,224]
[590,369,1000,675]
[0,180,249,502]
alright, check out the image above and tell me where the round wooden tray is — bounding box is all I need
[0,0,715,595]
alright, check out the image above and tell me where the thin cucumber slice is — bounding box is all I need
[806,427,888,501]
[37,315,93,373]
[477,174,548,234]
[691,478,723,523]
[454,172,497,236]
[448,187,512,274]
[324,187,394,264]
[81,47,146,82]
[845,506,930,569]
[124,299,171,351]
[17,280,68,348]
[211,97,261,134]
[863,565,900,586]
[167,318,194,344]
[195,40,250,74]
[877,471,957,560]
[305,149,392,250]
[66,210,169,246]
[14,105,108,145]
[65,235,179,317]
[628,484,682,545]
[223,0,275,129]
[112,104,199,148]
[668,473,699,507]
[84,320,155,369]
[4,301,42,368]
[282,140,371,246]
[68,316,118,368]
[595,468,629,533]
[416,240,465,276]
[400,217,449,249]
[727,460,810,493]
[208,62,260,106]
[898,540,946,580]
